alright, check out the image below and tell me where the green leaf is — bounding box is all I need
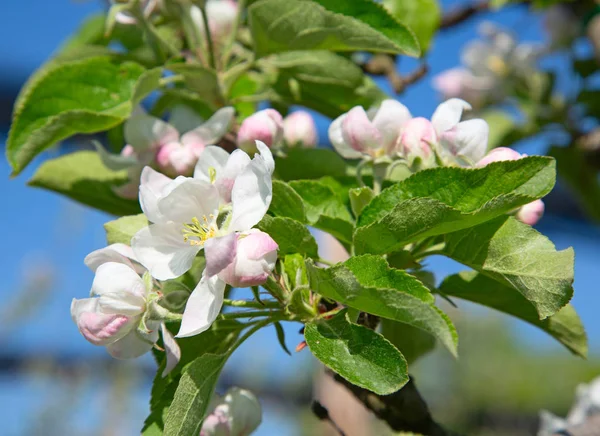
[440,216,574,319]
[28,151,141,216]
[550,146,600,222]
[349,187,375,218]
[163,353,228,436]
[269,180,307,222]
[274,322,292,355]
[307,256,458,356]
[354,157,556,255]
[275,147,347,181]
[289,180,354,243]
[383,0,441,52]
[268,50,388,118]
[305,310,408,395]
[439,272,586,357]
[7,56,161,174]
[381,319,436,365]
[257,215,319,258]
[104,214,149,245]
[573,58,598,78]
[167,63,223,108]
[249,0,419,57]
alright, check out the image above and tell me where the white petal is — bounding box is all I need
[125,114,180,152]
[442,119,489,162]
[341,107,382,152]
[106,325,158,359]
[71,298,134,345]
[132,223,201,280]
[139,167,174,224]
[328,114,363,159]
[161,323,181,377]
[225,388,262,436]
[158,178,221,225]
[431,98,472,136]
[370,100,412,151]
[216,150,252,203]
[84,243,136,272]
[91,263,147,315]
[70,297,99,324]
[194,146,231,181]
[204,233,238,277]
[177,275,226,338]
[228,148,273,232]
[181,107,235,146]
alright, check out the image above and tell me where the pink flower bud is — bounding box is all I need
[156,142,198,177]
[517,199,545,226]
[433,68,469,99]
[398,117,435,161]
[217,231,278,288]
[200,388,262,436]
[206,0,239,44]
[476,147,523,166]
[283,111,318,147]
[75,311,132,346]
[237,109,283,152]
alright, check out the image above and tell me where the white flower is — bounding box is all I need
[328,100,411,159]
[131,141,274,281]
[191,0,239,46]
[200,388,262,436]
[432,67,495,109]
[397,117,436,165]
[73,246,180,372]
[283,111,318,147]
[100,107,235,196]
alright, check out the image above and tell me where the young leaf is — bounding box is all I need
[167,64,223,108]
[441,216,574,320]
[289,180,354,243]
[28,151,141,216]
[383,0,441,52]
[275,147,347,181]
[248,0,419,57]
[305,310,409,395]
[267,50,387,119]
[439,272,586,357]
[269,180,307,222]
[104,214,149,245]
[349,187,375,218]
[307,256,458,356]
[381,319,437,365]
[7,56,161,175]
[355,157,556,254]
[274,322,292,355]
[257,215,319,258]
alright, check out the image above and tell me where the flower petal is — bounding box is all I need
[204,233,238,277]
[158,178,220,225]
[476,147,522,166]
[194,146,231,182]
[71,298,133,346]
[139,166,173,224]
[161,323,182,377]
[441,119,489,163]
[181,107,235,146]
[132,223,201,280]
[177,275,226,338]
[342,107,382,152]
[91,262,147,315]
[225,388,262,436]
[431,98,472,136]
[125,114,180,152]
[106,324,158,359]
[84,243,141,273]
[370,99,411,151]
[517,200,545,226]
[328,114,363,159]
[228,144,274,232]
[216,150,253,203]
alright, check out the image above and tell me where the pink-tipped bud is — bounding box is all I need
[237,109,283,153]
[218,231,278,288]
[156,142,198,177]
[398,117,435,161]
[283,111,318,147]
[517,200,545,226]
[200,388,262,436]
[75,311,132,346]
[476,146,523,166]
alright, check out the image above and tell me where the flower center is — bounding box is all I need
[182,215,218,246]
[487,55,508,76]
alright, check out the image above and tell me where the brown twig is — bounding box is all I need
[330,372,458,436]
[362,55,429,94]
[439,1,490,29]
[311,400,347,436]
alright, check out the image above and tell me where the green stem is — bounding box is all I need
[223,299,281,309]
[159,75,184,87]
[200,4,217,70]
[317,258,335,267]
[220,309,283,319]
[222,0,246,68]
[228,315,277,355]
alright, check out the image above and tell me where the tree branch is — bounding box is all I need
[330,372,458,436]
[362,55,429,94]
[311,400,347,436]
[439,1,490,30]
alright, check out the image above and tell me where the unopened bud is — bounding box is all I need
[398,117,435,163]
[283,111,318,147]
[237,109,283,153]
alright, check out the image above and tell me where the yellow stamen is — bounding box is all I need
[182,215,217,246]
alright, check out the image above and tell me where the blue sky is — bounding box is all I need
[0,1,599,434]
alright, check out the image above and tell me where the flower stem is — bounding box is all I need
[223,299,281,309]
[222,0,246,67]
[200,3,216,70]
[221,309,283,319]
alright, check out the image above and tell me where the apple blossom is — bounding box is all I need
[200,388,262,436]
[191,0,239,46]
[110,0,158,25]
[131,141,274,281]
[397,117,436,165]
[100,107,234,196]
[477,147,545,225]
[328,100,411,159]
[237,109,284,152]
[283,111,318,147]
[432,67,495,109]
